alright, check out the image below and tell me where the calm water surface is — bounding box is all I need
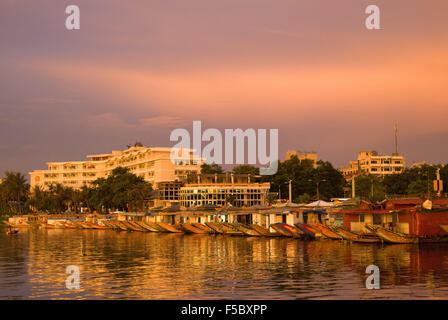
[1,226,448,299]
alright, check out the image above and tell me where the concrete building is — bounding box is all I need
[179,174,270,208]
[29,145,203,190]
[340,151,406,177]
[285,151,318,168]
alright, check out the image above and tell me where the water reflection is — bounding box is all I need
[1,227,448,299]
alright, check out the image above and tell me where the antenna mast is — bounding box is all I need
[394,123,398,156]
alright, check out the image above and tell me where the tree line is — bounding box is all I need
[201,158,448,203]
[0,167,153,216]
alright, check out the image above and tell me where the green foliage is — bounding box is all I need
[232,165,259,176]
[0,171,29,215]
[200,163,224,174]
[89,167,153,212]
[266,157,345,201]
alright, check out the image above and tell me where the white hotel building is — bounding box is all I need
[29,145,203,190]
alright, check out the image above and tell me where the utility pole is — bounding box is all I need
[394,123,399,155]
[352,175,356,199]
[288,180,292,203]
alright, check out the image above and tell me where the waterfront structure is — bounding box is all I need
[285,151,318,168]
[342,198,448,236]
[29,145,203,190]
[179,174,270,207]
[340,151,406,177]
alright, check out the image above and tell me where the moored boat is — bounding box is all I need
[192,223,215,233]
[332,226,381,243]
[233,223,261,236]
[157,222,183,233]
[180,223,208,234]
[440,225,448,234]
[311,224,343,240]
[205,222,226,234]
[250,224,282,237]
[6,228,19,235]
[366,225,418,244]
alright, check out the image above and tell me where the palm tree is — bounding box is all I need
[2,171,29,214]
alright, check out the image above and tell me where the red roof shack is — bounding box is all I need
[342,199,448,236]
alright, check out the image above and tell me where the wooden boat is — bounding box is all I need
[250,224,282,237]
[205,222,226,234]
[221,223,244,235]
[157,222,183,233]
[295,223,319,239]
[103,221,118,229]
[440,225,448,234]
[269,223,303,238]
[366,225,418,244]
[135,221,160,232]
[233,223,261,236]
[120,221,143,231]
[6,228,19,235]
[311,224,343,240]
[62,221,78,229]
[145,222,166,232]
[192,223,215,233]
[332,226,381,243]
[181,223,209,234]
[127,221,148,232]
[4,221,31,228]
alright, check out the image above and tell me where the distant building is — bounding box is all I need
[179,173,270,208]
[285,151,318,168]
[340,151,406,177]
[29,145,203,190]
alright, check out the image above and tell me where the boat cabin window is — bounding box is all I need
[360,214,365,222]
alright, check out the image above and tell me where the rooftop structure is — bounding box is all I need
[29,145,203,190]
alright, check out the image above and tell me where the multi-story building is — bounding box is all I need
[285,151,318,168]
[29,145,203,190]
[179,173,270,208]
[340,151,406,177]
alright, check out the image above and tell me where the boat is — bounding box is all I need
[6,228,19,235]
[4,221,31,228]
[220,223,244,235]
[332,226,381,243]
[145,222,166,232]
[135,221,160,232]
[295,223,320,239]
[157,222,183,233]
[366,225,418,244]
[311,224,343,240]
[250,224,282,237]
[180,223,209,234]
[269,223,303,238]
[440,225,448,234]
[205,222,226,234]
[127,221,148,232]
[233,223,261,236]
[192,223,215,233]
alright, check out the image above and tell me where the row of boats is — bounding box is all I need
[5,219,448,244]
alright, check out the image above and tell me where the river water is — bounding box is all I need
[1,227,448,299]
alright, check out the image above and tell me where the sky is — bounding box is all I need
[1,0,448,177]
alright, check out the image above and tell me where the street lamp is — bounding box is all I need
[309,179,327,200]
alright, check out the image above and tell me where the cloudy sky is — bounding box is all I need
[1,0,447,176]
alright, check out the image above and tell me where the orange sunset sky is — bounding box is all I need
[0,0,447,174]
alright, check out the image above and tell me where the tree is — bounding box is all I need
[90,167,153,212]
[232,165,259,176]
[200,163,224,174]
[1,171,29,214]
